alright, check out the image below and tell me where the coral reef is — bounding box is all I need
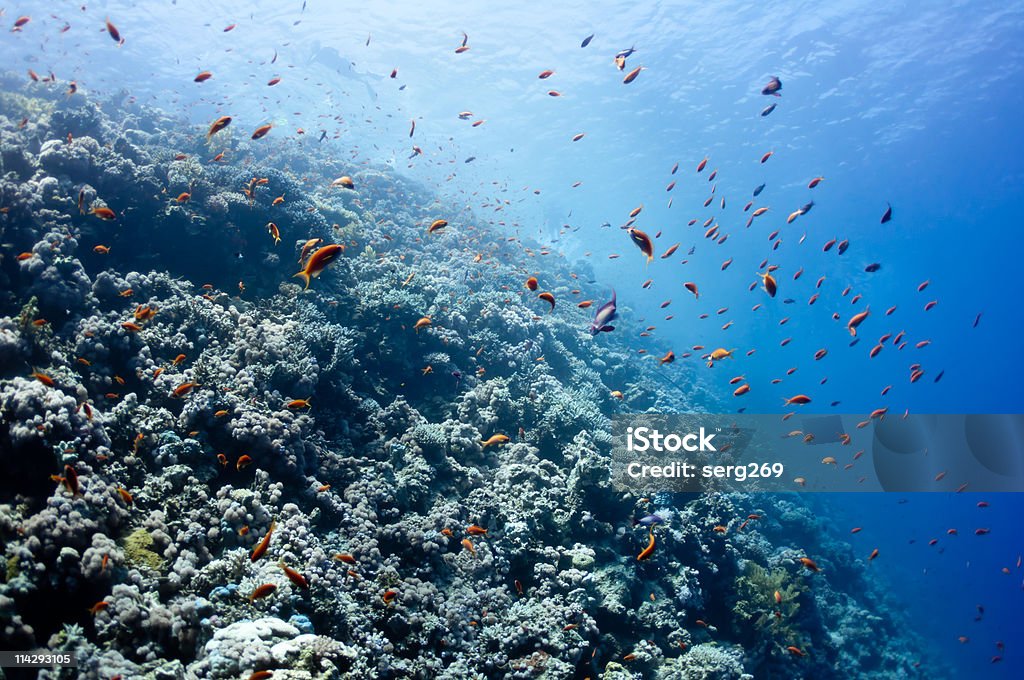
[0,84,937,679]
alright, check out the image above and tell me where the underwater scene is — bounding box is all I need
[1,1,1023,678]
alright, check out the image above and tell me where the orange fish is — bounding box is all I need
[266,222,281,245]
[293,244,344,288]
[658,350,675,365]
[251,124,273,140]
[623,65,645,84]
[428,219,448,234]
[280,561,309,589]
[637,528,656,560]
[172,381,198,397]
[798,557,820,572]
[757,271,777,297]
[194,71,213,82]
[286,398,311,409]
[537,291,555,312]
[466,525,488,535]
[480,434,510,448]
[249,583,277,603]
[847,307,870,336]
[236,455,254,471]
[298,238,324,265]
[206,116,232,139]
[525,276,538,291]
[105,17,123,44]
[382,590,398,604]
[461,538,476,556]
[90,207,117,220]
[251,521,276,562]
[628,228,654,263]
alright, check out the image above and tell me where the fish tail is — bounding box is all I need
[293,271,311,289]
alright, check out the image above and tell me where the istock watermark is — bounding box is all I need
[626,426,718,452]
[609,413,1024,493]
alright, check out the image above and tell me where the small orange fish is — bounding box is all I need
[207,116,232,139]
[623,65,645,84]
[798,557,820,572]
[466,525,488,536]
[194,71,213,82]
[280,561,309,589]
[249,583,277,603]
[172,381,198,397]
[251,521,276,562]
[525,276,538,291]
[333,553,357,564]
[382,590,398,604]
[293,244,344,289]
[637,528,656,560]
[251,124,273,140]
[236,454,254,471]
[286,398,311,409]
[266,222,281,245]
[537,291,555,312]
[89,601,110,615]
[461,538,476,556]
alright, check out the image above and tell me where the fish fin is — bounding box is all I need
[293,271,311,289]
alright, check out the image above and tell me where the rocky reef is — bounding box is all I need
[0,80,937,678]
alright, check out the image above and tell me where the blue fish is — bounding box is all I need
[589,289,617,335]
[581,34,594,48]
[753,183,765,197]
[635,514,664,527]
[760,103,777,116]
[615,46,636,59]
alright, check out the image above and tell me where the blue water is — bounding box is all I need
[3,1,1022,676]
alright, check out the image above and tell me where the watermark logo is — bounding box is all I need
[626,426,717,452]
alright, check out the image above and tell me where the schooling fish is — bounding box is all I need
[615,46,637,59]
[761,102,776,116]
[753,183,765,197]
[581,34,594,48]
[589,290,617,335]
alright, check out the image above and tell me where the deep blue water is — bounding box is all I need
[2,1,1022,676]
